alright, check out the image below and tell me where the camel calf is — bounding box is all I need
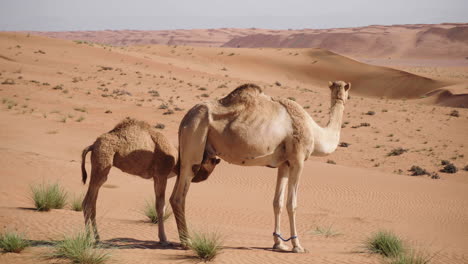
[81,117,220,244]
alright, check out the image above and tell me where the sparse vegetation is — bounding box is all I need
[440,163,457,173]
[74,107,87,113]
[0,231,30,253]
[188,231,222,262]
[31,183,67,211]
[313,225,341,238]
[387,148,408,157]
[275,81,282,86]
[50,231,110,264]
[365,111,376,115]
[339,142,350,147]
[71,194,84,211]
[366,230,404,258]
[148,90,160,97]
[449,110,459,117]
[154,123,165,129]
[386,250,433,264]
[1,79,15,85]
[352,122,371,128]
[409,166,429,176]
[141,199,171,224]
[158,104,168,110]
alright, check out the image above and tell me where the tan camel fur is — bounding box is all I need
[170,81,350,253]
[81,117,220,243]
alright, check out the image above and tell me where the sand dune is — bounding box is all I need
[223,24,468,60]
[24,24,468,61]
[0,32,467,263]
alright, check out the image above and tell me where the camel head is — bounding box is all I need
[191,157,221,183]
[328,81,351,105]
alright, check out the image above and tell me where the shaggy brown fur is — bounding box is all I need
[80,117,219,243]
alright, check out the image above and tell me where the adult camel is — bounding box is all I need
[170,81,350,252]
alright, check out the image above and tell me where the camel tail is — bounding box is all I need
[81,145,93,184]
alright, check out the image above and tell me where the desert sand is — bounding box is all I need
[0,29,467,263]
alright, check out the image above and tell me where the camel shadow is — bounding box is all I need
[224,245,295,253]
[100,238,183,250]
[16,207,38,211]
[27,239,56,247]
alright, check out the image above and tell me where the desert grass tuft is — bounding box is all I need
[71,193,84,211]
[0,231,30,253]
[49,231,110,264]
[188,231,222,262]
[313,225,341,238]
[386,250,434,264]
[366,230,404,257]
[141,199,171,224]
[31,183,67,211]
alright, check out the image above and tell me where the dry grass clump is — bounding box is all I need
[0,231,30,253]
[440,162,457,173]
[386,251,433,264]
[141,199,171,224]
[50,231,110,264]
[71,193,84,211]
[366,230,435,264]
[31,183,67,211]
[313,225,341,238]
[409,166,429,176]
[387,148,408,157]
[188,231,223,262]
[366,230,404,257]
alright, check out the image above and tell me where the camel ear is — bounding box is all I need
[345,82,351,91]
[328,81,333,89]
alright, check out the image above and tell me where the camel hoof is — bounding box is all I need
[159,241,172,247]
[292,246,308,253]
[273,242,289,252]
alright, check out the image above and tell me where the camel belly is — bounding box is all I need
[113,135,155,178]
[208,106,292,167]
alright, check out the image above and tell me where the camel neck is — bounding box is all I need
[326,100,345,132]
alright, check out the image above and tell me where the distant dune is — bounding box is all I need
[223,24,468,59]
[23,23,468,60]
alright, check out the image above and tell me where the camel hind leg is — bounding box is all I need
[170,104,209,245]
[82,161,111,242]
[150,134,176,245]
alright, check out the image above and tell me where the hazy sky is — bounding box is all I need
[1,0,467,31]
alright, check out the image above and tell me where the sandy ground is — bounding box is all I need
[0,32,467,263]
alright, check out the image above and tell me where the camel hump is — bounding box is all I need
[219,83,263,106]
[109,117,151,133]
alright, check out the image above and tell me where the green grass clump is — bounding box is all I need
[142,200,171,224]
[0,231,30,253]
[188,231,222,262]
[31,183,67,211]
[71,194,84,211]
[386,251,433,264]
[50,231,110,264]
[366,230,404,257]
